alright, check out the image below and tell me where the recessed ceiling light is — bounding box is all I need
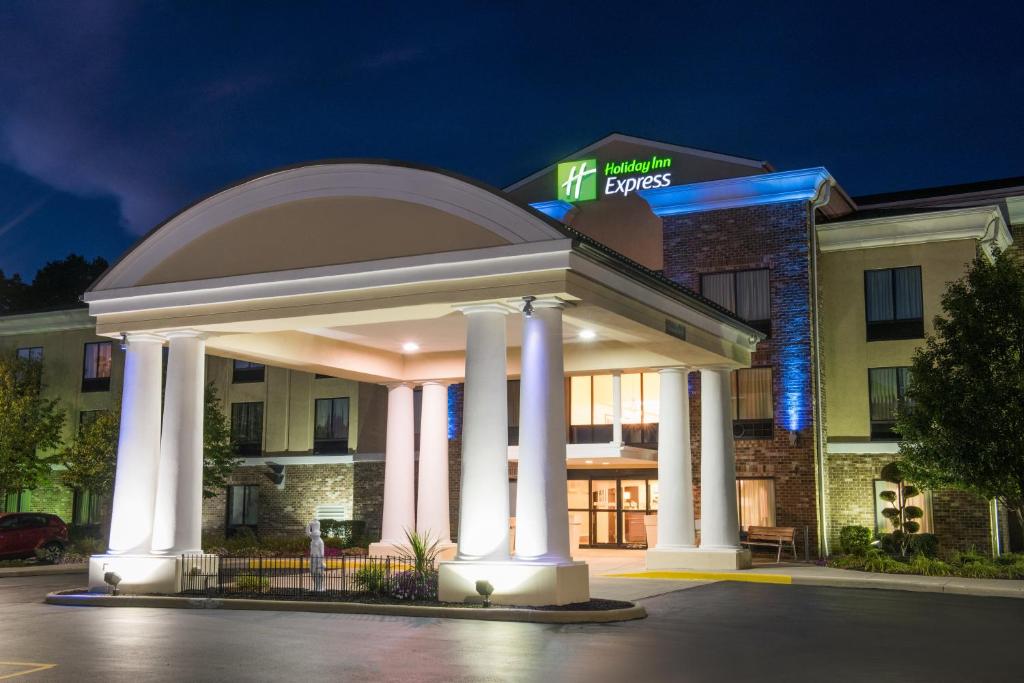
[402,342,420,352]
[602,462,610,465]
[578,329,596,341]
[585,460,593,464]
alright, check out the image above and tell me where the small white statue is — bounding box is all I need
[307,519,325,591]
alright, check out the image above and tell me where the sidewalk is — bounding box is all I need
[0,563,87,578]
[603,563,1024,600]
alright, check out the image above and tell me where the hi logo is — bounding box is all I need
[557,159,597,202]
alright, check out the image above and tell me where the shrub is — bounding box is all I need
[839,526,873,556]
[908,554,953,577]
[68,537,107,556]
[235,574,269,592]
[391,569,438,601]
[354,563,391,594]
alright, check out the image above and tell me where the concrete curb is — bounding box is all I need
[44,591,648,624]
[0,564,88,578]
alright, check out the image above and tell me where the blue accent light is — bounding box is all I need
[529,200,575,221]
[638,167,833,217]
[447,384,461,440]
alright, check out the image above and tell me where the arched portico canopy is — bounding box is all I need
[85,161,762,382]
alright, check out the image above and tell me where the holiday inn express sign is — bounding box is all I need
[557,155,673,202]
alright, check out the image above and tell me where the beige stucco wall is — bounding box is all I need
[820,238,978,440]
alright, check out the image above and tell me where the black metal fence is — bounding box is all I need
[179,554,407,597]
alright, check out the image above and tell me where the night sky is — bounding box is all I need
[1,1,1021,278]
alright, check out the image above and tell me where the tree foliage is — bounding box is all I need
[896,249,1024,529]
[878,462,924,557]
[0,254,108,314]
[60,409,119,495]
[203,384,240,498]
[0,355,65,496]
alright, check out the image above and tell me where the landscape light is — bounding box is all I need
[104,571,122,596]
[475,579,494,607]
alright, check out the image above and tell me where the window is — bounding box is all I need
[701,269,771,336]
[736,479,776,531]
[314,397,349,454]
[16,347,43,362]
[231,402,264,456]
[3,490,29,513]
[72,489,102,527]
[227,485,259,532]
[869,367,912,441]
[82,341,112,392]
[567,373,659,446]
[232,359,265,383]
[731,367,773,439]
[864,267,923,341]
[873,480,932,535]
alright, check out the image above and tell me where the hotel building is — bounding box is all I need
[1,134,1020,599]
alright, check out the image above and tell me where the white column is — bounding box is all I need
[456,304,510,562]
[107,334,165,555]
[515,300,571,563]
[612,371,623,445]
[151,331,206,555]
[699,368,742,550]
[416,380,451,544]
[379,382,416,546]
[655,368,696,549]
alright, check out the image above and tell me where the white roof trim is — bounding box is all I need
[503,133,770,192]
[85,240,575,316]
[817,205,1012,261]
[93,163,567,291]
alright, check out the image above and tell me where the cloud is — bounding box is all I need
[0,192,53,240]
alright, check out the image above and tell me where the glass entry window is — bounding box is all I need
[568,472,658,548]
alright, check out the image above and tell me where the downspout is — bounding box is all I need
[809,180,833,557]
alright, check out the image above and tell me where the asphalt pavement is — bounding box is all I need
[1,573,1020,682]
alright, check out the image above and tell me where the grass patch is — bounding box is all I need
[828,550,1024,580]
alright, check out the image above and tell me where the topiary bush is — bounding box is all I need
[839,526,873,556]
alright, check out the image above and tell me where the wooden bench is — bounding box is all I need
[740,526,797,562]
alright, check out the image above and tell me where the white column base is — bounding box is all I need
[87,553,220,594]
[438,560,589,606]
[645,547,752,571]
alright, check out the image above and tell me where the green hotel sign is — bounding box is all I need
[557,154,673,202]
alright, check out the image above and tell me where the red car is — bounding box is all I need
[0,513,69,560]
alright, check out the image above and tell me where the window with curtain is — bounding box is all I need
[72,489,102,526]
[231,402,264,456]
[701,269,771,335]
[868,367,912,440]
[314,397,349,454]
[864,266,923,341]
[736,479,775,531]
[232,359,266,383]
[731,367,773,439]
[81,341,112,392]
[873,480,932,534]
[227,485,259,531]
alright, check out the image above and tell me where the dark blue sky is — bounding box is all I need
[1,1,1021,278]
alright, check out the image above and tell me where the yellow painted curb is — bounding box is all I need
[606,571,792,584]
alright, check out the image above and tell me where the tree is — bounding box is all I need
[203,384,240,499]
[0,270,28,314]
[878,462,924,557]
[19,254,108,312]
[60,409,119,496]
[896,249,1024,534]
[0,354,65,500]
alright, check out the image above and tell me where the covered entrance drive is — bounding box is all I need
[82,161,766,604]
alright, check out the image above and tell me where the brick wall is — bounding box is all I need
[825,453,995,554]
[353,462,385,542]
[663,201,821,556]
[202,463,355,537]
[447,383,464,541]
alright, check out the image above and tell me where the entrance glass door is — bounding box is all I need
[567,473,658,548]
